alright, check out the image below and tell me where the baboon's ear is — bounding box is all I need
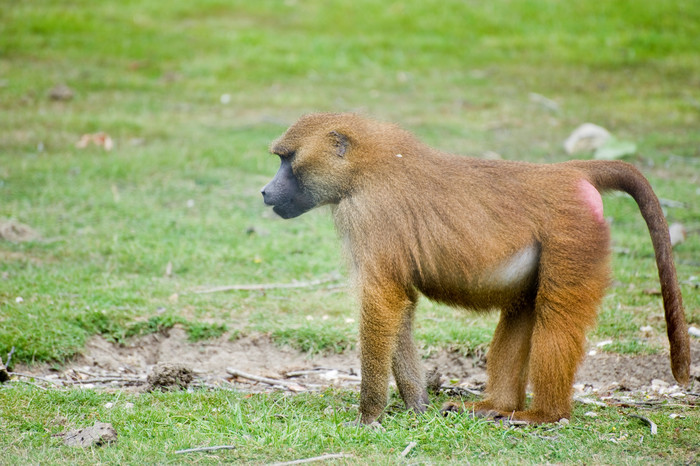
[328,131,350,157]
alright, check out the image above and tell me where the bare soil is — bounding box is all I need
[15,325,700,397]
[0,219,40,242]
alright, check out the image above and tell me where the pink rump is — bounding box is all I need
[578,179,604,223]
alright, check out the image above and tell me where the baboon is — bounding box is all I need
[261,113,690,424]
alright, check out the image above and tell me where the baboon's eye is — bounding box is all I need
[271,145,295,158]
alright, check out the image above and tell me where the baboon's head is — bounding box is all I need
[261,114,358,219]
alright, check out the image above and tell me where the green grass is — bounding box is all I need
[0,385,697,464]
[1,0,699,462]
[270,324,356,355]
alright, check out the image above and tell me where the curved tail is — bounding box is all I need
[567,160,690,384]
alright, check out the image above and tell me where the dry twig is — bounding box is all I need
[574,395,607,407]
[175,445,236,454]
[68,377,144,385]
[270,453,353,465]
[439,385,483,396]
[285,369,330,377]
[9,372,62,385]
[5,346,15,368]
[226,368,305,391]
[194,277,340,294]
[629,414,658,435]
[12,380,48,390]
[400,441,417,457]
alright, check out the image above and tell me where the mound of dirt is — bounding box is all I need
[0,219,39,242]
[146,363,194,391]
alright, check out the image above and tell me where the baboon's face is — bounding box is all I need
[261,153,317,219]
[262,121,352,219]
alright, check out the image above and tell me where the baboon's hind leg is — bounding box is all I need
[442,301,535,417]
[504,239,608,423]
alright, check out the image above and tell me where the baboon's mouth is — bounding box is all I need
[272,202,304,219]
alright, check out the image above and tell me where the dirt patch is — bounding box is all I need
[0,219,40,242]
[577,347,699,392]
[74,326,360,385]
[12,326,700,396]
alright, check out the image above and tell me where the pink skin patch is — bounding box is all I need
[578,179,604,223]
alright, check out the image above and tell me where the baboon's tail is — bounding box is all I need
[567,159,690,384]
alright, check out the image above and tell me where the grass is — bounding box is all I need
[1,385,697,464]
[1,0,699,463]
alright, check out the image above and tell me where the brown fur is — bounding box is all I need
[263,113,690,424]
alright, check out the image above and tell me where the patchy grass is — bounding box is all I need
[604,339,659,356]
[1,0,698,462]
[270,324,356,355]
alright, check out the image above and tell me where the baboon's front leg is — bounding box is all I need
[358,285,411,424]
[391,298,429,413]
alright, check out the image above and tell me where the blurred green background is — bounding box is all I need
[1,0,698,366]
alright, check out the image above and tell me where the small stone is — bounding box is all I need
[650,379,669,394]
[529,92,560,112]
[49,84,74,101]
[481,151,502,160]
[320,370,339,381]
[669,223,686,248]
[75,132,113,151]
[425,368,443,393]
[465,372,487,387]
[245,226,270,237]
[63,422,117,447]
[368,421,386,431]
[564,123,611,154]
